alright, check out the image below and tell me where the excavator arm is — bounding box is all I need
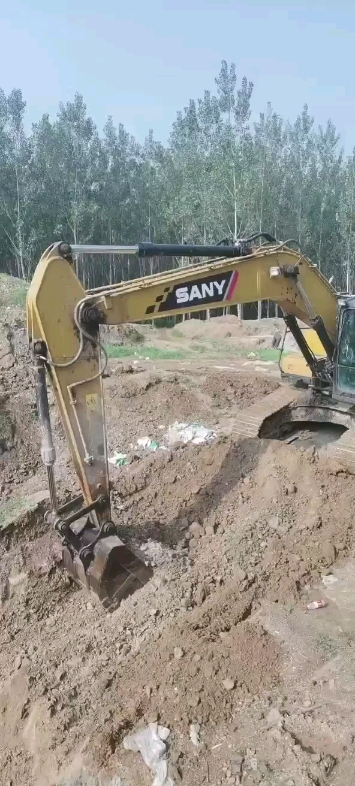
[26,238,339,608]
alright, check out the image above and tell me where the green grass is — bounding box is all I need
[105,344,187,360]
[105,342,285,363]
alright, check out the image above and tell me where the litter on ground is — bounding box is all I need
[109,422,217,465]
[108,452,128,467]
[123,723,173,786]
[136,437,160,451]
[306,599,327,611]
[322,574,339,586]
[164,421,216,446]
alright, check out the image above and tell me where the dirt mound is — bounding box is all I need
[173,316,243,340]
[102,324,144,345]
[240,317,284,336]
[203,370,279,409]
[1,429,355,784]
[172,315,284,341]
[0,319,41,500]
[104,368,278,454]
[104,370,212,452]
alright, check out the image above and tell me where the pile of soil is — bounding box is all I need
[0,317,41,499]
[1,426,355,785]
[202,370,279,409]
[172,315,283,342]
[1,300,355,786]
[102,324,144,346]
[103,367,279,454]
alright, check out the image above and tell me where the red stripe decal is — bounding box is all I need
[225,270,239,301]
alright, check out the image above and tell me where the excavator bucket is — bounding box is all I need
[58,515,153,611]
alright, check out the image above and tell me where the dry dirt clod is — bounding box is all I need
[230,755,243,775]
[222,678,235,691]
[205,525,215,537]
[194,583,207,606]
[266,707,283,728]
[189,522,204,539]
[321,542,336,567]
[285,483,297,495]
[174,647,184,660]
[234,567,247,583]
[180,597,190,610]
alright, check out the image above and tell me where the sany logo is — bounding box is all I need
[154,270,240,313]
[176,279,226,304]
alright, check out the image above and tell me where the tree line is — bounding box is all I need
[0,60,354,294]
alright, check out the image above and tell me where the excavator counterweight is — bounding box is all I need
[26,236,355,608]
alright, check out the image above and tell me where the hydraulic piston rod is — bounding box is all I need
[70,242,253,258]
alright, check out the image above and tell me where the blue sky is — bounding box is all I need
[1,0,354,149]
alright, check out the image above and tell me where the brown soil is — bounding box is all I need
[2,313,355,786]
[0,319,41,498]
[171,315,282,341]
[202,370,279,409]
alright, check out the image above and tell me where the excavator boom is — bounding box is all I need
[26,238,341,609]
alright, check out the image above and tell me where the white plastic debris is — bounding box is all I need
[123,723,173,786]
[322,574,339,587]
[189,723,201,746]
[306,599,327,611]
[164,421,216,447]
[108,452,128,467]
[136,437,160,451]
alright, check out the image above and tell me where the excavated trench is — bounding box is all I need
[264,420,348,449]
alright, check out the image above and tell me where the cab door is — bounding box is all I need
[333,300,355,402]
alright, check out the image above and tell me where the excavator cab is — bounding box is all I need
[333,298,355,401]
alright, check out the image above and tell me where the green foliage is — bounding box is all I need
[105,342,285,362]
[0,64,354,291]
[105,344,186,360]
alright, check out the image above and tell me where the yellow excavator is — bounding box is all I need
[26,234,355,609]
[278,325,326,382]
